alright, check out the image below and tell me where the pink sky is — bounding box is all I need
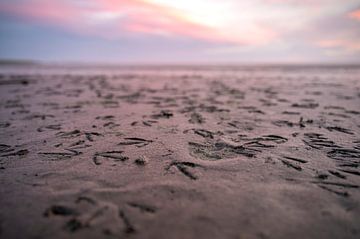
[0,0,359,62]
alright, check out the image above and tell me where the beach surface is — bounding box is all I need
[0,64,359,239]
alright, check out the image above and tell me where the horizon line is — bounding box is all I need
[1,58,360,67]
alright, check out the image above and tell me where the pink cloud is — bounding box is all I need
[0,1,76,24]
[348,9,360,20]
[317,39,360,52]
[0,0,96,35]
[94,0,277,44]
[0,0,276,45]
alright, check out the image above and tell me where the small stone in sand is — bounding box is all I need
[134,156,148,166]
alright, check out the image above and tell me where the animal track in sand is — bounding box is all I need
[0,144,29,157]
[1,67,360,238]
[279,156,308,171]
[39,149,81,161]
[118,137,153,148]
[303,133,340,150]
[188,140,258,160]
[166,161,204,180]
[93,151,129,165]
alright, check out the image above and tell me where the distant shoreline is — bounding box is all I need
[0,59,359,68]
[0,59,40,66]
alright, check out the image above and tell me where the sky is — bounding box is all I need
[0,0,360,63]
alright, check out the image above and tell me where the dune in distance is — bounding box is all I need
[0,63,359,239]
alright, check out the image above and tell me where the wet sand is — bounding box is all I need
[0,64,359,239]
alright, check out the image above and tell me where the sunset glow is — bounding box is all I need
[0,0,359,62]
[349,9,360,20]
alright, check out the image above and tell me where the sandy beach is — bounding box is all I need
[0,64,359,239]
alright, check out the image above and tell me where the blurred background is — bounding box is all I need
[0,0,359,64]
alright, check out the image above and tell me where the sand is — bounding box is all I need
[0,64,359,239]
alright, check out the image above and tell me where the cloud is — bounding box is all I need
[349,9,360,20]
[0,0,278,44]
[317,39,360,52]
[0,0,359,62]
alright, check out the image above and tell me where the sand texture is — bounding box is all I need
[0,65,360,239]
